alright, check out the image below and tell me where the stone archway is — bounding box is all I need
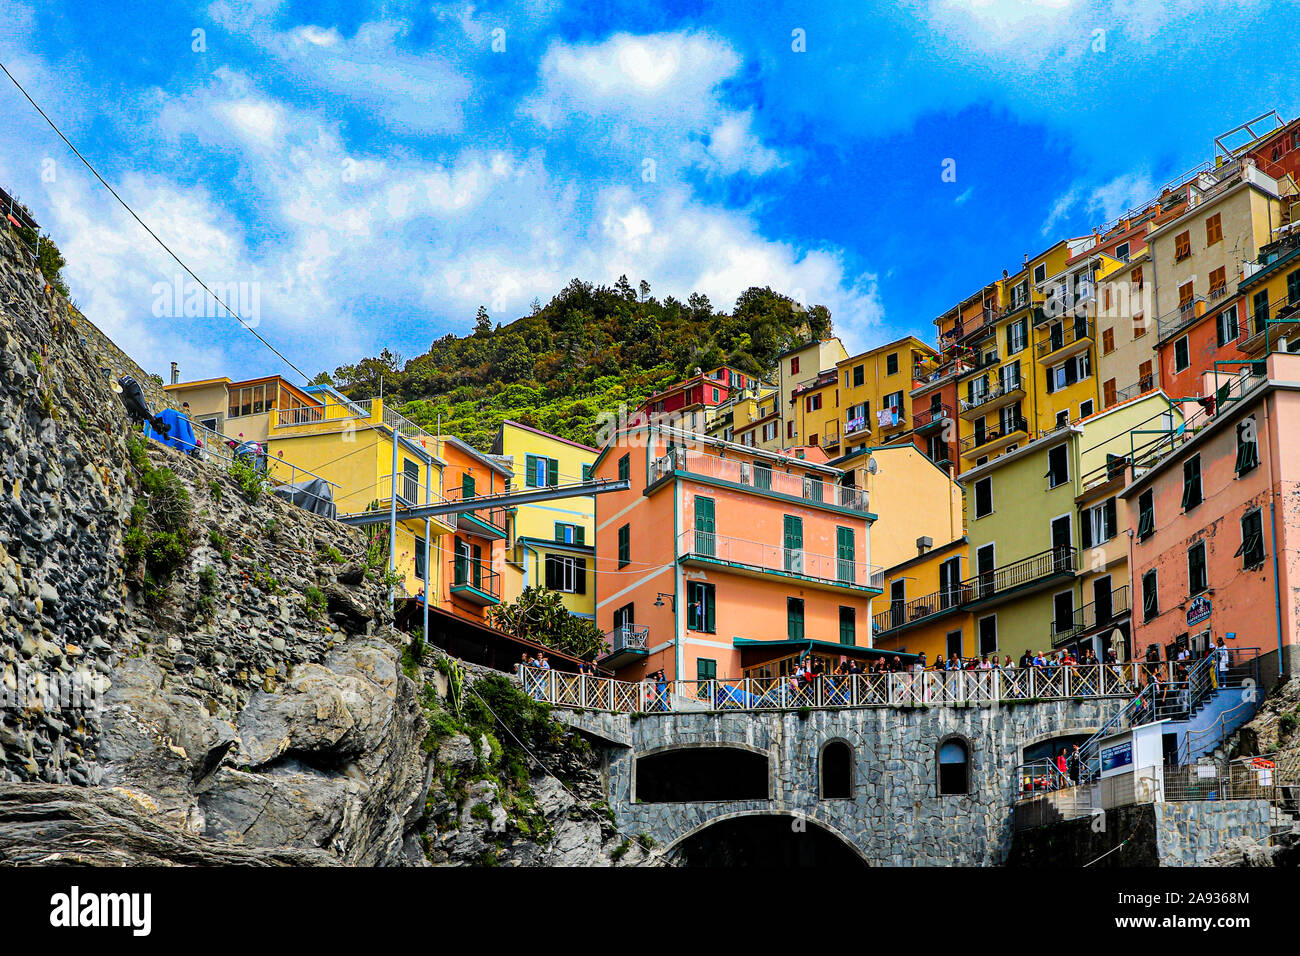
[667,811,870,867]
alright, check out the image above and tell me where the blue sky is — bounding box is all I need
[1,0,1297,384]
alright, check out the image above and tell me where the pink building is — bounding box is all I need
[1122,351,1300,691]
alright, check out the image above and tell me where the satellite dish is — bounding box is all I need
[866,457,879,475]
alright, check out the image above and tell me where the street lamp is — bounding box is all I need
[653,592,676,610]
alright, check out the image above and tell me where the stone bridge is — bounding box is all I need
[559,698,1126,865]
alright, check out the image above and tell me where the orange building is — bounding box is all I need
[592,424,885,683]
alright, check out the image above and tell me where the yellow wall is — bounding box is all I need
[873,540,971,662]
[836,337,937,446]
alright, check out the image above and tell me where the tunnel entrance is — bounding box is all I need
[635,747,769,802]
[674,815,867,867]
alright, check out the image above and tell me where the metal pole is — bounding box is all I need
[423,451,431,648]
[388,420,398,601]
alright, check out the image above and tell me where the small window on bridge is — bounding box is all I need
[820,741,854,799]
[938,738,970,795]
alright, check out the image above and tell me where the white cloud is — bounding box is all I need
[1040,170,1157,235]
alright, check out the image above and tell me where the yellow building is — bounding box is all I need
[835,336,938,454]
[490,420,597,618]
[1237,228,1300,362]
[777,337,848,446]
[790,368,841,454]
[872,537,971,663]
[732,387,783,451]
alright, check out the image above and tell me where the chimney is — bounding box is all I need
[170,362,179,385]
[916,535,933,556]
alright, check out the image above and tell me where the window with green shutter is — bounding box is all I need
[787,597,805,640]
[1181,455,1202,511]
[617,524,630,568]
[581,463,592,481]
[1236,509,1265,568]
[525,454,539,488]
[618,454,630,481]
[1188,541,1208,595]
[1235,418,1259,475]
[839,606,855,645]
[783,516,803,573]
[687,582,715,633]
[546,457,559,487]
[1137,489,1155,540]
[462,473,475,499]
[694,496,715,556]
[755,461,772,491]
[696,658,717,682]
[1142,570,1158,622]
[836,527,855,583]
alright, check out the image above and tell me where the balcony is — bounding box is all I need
[820,423,841,450]
[455,503,509,540]
[843,413,872,440]
[1155,296,1208,342]
[958,349,1001,379]
[959,415,1029,458]
[963,547,1078,609]
[958,377,1025,419]
[449,558,501,605]
[1049,586,1131,646]
[1238,300,1300,357]
[600,624,650,669]
[677,529,884,594]
[1036,318,1094,362]
[876,407,907,433]
[913,404,952,433]
[874,587,965,635]
[648,448,870,513]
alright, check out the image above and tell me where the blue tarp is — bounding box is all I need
[143,408,198,455]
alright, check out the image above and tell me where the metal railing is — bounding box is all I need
[449,558,501,598]
[874,587,964,633]
[962,546,1077,602]
[912,404,952,430]
[959,415,1029,453]
[187,420,341,508]
[1049,586,1131,645]
[960,376,1023,414]
[1036,318,1094,358]
[521,663,1140,714]
[605,625,649,655]
[1155,295,1209,342]
[648,448,870,512]
[677,529,885,591]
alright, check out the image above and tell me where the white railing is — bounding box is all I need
[677,529,884,590]
[520,663,1140,714]
[649,449,869,512]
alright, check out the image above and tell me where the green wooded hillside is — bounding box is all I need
[323,277,832,450]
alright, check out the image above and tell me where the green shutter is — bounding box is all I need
[836,526,855,583]
[839,606,855,645]
[618,525,629,567]
[462,473,475,499]
[576,525,585,546]
[547,458,559,487]
[575,559,587,594]
[582,463,592,481]
[787,599,804,640]
[694,496,715,556]
[783,516,803,572]
[705,585,715,633]
[525,454,538,488]
[618,454,630,481]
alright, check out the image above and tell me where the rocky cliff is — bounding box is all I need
[0,226,649,866]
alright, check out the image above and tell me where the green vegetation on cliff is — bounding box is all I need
[325,279,833,449]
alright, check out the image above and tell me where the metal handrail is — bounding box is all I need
[960,375,1024,413]
[649,448,870,512]
[1049,586,1131,645]
[961,546,1076,601]
[874,587,965,633]
[959,415,1030,452]
[606,625,649,654]
[449,558,501,597]
[1035,317,1094,358]
[677,529,885,590]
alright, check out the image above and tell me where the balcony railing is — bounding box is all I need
[449,558,501,601]
[959,415,1029,453]
[649,448,869,512]
[844,414,871,438]
[1155,296,1208,341]
[1050,586,1131,646]
[912,404,952,430]
[874,587,965,633]
[960,376,1023,414]
[1111,376,1156,406]
[1036,318,1094,359]
[677,529,884,591]
[606,624,649,655]
[963,547,1077,604]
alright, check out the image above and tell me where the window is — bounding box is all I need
[839,606,856,645]
[686,582,715,632]
[977,615,997,656]
[414,537,426,581]
[886,352,899,375]
[999,361,1021,392]
[1139,360,1153,390]
[805,393,823,412]
[1007,317,1028,354]
[1174,336,1190,373]
[555,522,584,545]
[1103,379,1118,407]
[1115,241,1130,261]
[526,454,558,487]
[402,460,421,503]
[1188,540,1208,595]
[1046,444,1069,488]
[1208,266,1226,298]
[787,597,805,640]
[821,740,854,799]
[1237,509,1266,569]
[1206,213,1222,246]
[1033,263,1047,285]
[1079,399,1094,418]
[696,658,717,682]
[617,524,630,568]
[1174,230,1191,261]
[1235,417,1259,475]
[853,364,865,386]
[790,356,800,374]
[1081,497,1118,548]
[1181,455,1202,511]
[1253,289,1270,334]
[1178,281,1194,313]
[1053,591,1075,635]
[974,476,993,518]
[1137,489,1155,540]
[787,420,795,439]
[581,463,592,481]
[1142,569,1159,622]
[1216,304,1239,347]
[1289,269,1300,305]
[1055,409,1070,428]
[545,555,586,593]
[938,737,970,795]
[836,527,855,583]
[1101,327,1115,354]
[783,515,804,573]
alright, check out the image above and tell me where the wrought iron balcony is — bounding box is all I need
[1036,317,1094,360]
[959,415,1029,455]
[962,547,1078,606]
[449,558,501,605]
[1049,586,1131,646]
[677,529,884,593]
[873,587,966,634]
[913,404,952,431]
